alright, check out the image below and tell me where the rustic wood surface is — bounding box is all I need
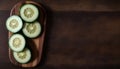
[0,0,120,69]
[0,0,120,11]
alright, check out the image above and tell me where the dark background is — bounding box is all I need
[0,0,120,69]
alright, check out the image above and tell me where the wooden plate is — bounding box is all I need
[8,1,46,67]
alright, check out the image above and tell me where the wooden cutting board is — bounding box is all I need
[8,1,46,67]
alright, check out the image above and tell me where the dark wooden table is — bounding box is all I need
[0,0,120,69]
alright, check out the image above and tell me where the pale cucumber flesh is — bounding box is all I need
[13,48,31,64]
[22,22,41,38]
[20,4,39,22]
[6,15,23,33]
[9,34,26,52]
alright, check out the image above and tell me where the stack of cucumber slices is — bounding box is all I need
[6,4,41,64]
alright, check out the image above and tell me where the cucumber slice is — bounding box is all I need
[20,4,39,22]
[22,22,41,38]
[9,34,26,52]
[13,48,31,64]
[6,15,23,33]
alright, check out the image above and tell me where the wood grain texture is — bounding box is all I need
[0,0,120,69]
[0,10,120,69]
[0,0,120,11]
[8,1,46,67]
[44,11,120,67]
[43,0,120,11]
